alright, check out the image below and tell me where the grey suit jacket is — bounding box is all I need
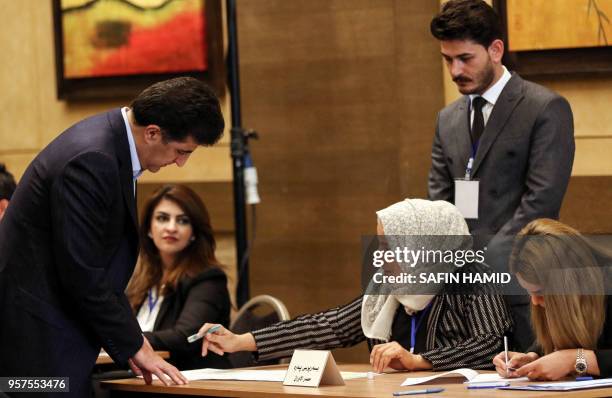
[428,72,574,238]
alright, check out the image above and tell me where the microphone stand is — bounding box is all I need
[227,0,255,308]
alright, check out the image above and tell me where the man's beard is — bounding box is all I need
[455,60,496,95]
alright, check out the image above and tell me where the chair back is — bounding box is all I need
[228,295,290,367]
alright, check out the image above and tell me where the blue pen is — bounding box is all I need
[467,381,510,389]
[187,324,221,343]
[576,376,593,381]
[392,388,444,396]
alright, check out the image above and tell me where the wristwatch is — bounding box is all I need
[575,348,588,376]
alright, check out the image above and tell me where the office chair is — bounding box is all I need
[228,294,290,368]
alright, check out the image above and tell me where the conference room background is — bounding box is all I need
[1,0,611,363]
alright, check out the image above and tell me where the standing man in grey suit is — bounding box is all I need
[428,0,574,351]
[0,77,224,397]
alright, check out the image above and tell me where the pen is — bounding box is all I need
[467,382,510,389]
[504,335,510,376]
[392,388,444,396]
[187,324,221,343]
[576,376,593,381]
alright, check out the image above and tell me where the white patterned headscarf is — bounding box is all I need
[361,199,470,341]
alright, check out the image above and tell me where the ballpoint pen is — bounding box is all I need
[392,388,444,396]
[504,336,516,375]
[187,324,221,343]
[467,381,510,389]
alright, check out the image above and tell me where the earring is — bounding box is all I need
[190,236,196,242]
[148,232,153,239]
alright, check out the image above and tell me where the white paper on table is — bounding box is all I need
[184,369,286,382]
[401,368,478,386]
[501,378,612,391]
[466,373,529,384]
[145,368,369,382]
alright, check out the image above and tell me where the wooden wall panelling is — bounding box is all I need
[237,0,442,363]
[395,1,446,199]
[561,176,612,234]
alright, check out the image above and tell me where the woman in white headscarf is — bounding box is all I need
[198,199,512,372]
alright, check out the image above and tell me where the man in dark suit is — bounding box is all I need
[427,0,574,351]
[0,77,224,397]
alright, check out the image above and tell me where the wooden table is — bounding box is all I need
[96,351,170,365]
[101,364,612,397]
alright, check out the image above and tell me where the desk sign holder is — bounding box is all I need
[283,350,345,387]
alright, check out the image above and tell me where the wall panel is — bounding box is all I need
[238,0,443,363]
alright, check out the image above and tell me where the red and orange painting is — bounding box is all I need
[60,0,208,78]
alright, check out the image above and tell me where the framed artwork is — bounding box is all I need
[494,0,612,77]
[53,0,224,100]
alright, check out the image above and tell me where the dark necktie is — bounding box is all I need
[471,96,487,145]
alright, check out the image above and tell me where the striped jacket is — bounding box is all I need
[251,268,512,370]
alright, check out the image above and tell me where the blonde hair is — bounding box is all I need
[510,219,607,354]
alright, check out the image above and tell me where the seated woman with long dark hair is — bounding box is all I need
[126,184,231,370]
[493,218,612,380]
[197,199,512,372]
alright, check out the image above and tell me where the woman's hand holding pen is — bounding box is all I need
[493,351,538,378]
[199,323,257,356]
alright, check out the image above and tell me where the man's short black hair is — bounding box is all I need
[131,77,225,146]
[430,0,503,48]
[0,163,16,200]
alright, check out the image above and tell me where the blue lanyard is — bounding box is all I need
[464,141,479,180]
[410,303,432,353]
[147,288,160,313]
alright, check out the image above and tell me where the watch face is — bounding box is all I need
[576,362,587,372]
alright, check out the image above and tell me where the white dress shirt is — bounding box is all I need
[469,66,512,129]
[120,107,142,193]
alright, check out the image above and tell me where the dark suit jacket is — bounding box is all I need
[139,267,231,370]
[594,296,612,377]
[428,72,575,238]
[0,109,143,397]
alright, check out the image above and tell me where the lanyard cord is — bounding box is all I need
[410,303,433,353]
[147,287,160,313]
[464,141,479,180]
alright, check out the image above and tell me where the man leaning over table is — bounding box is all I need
[0,77,224,397]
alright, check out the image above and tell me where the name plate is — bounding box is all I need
[283,350,344,387]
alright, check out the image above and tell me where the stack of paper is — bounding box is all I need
[500,378,612,391]
[401,368,527,386]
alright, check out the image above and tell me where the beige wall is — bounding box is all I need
[0,0,231,183]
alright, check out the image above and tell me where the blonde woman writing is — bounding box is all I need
[493,219,612,380]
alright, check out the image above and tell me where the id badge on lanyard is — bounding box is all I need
[454,145,479,219]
